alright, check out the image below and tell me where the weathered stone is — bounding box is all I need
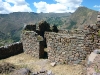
[93,49,100,54]
[10,68,31,75]
[88,52,97,63]
[50,62,56,67]
[73,59,81,64]
[47,70,53,75]
[75,53,80,57]
[62,52,66,55]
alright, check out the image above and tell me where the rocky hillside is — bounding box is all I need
[65,7,98,29]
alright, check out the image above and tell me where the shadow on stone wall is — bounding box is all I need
[0,42,23,59]
[21,21,59,59]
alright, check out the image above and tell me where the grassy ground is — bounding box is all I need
[0,53,85,75]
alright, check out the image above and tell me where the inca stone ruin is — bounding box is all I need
[21,12,100,65]
[0,12,100,66]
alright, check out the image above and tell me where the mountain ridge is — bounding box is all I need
[67,7,98,29]
[0,6,99,46]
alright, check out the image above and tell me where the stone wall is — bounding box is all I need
[21,31,44,58]
[58,29,85,34]
[24,24,36,31]
[84,33,99,54]
[58,29,69,34]
[21,31,39,58]
[0,42,23,59]
[44,24,100,65]
[21,16,100,65]
[21,21,54,59]
[21,27,98,64]
[84,23,100,52]
[45,32,90,64]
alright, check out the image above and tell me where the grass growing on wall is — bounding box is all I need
[98,29,100,37]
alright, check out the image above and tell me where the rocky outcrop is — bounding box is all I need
[0,62,16,74]
[10,68,54,75]
[10,68,31,75]
[87,49,100,75]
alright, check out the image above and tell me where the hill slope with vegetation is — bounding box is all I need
[0,7,98,46]
[0,12,71,45]
[65,7,98,29]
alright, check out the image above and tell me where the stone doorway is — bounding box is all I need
[39,39,48,59]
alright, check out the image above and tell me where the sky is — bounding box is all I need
[0,0,100,14]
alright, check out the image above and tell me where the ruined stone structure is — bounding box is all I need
[84,12,100,50]
[21,12,100,65]
[21,23,50,59]
[45,32,86,64]
[21,30,45,58]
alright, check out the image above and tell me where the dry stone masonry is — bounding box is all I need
[0,42,23,59]
[84,12,100,52]
[21,31,40,58]
[21,12,100,65]
[45,32,87,64]
[21,23,48,59]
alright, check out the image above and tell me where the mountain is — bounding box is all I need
[0,31,8,40]
[0,31,13,46]
[0,12,71,45]
[65,7,98,29]
[0,7,99,46]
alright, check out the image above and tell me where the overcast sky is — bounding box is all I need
[0,0,100,14]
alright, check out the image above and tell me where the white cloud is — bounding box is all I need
[33,0,83,13]
[0,0,32,14]
[5,0,27,6]
[94,5,100,8]
[94,5,100,11]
